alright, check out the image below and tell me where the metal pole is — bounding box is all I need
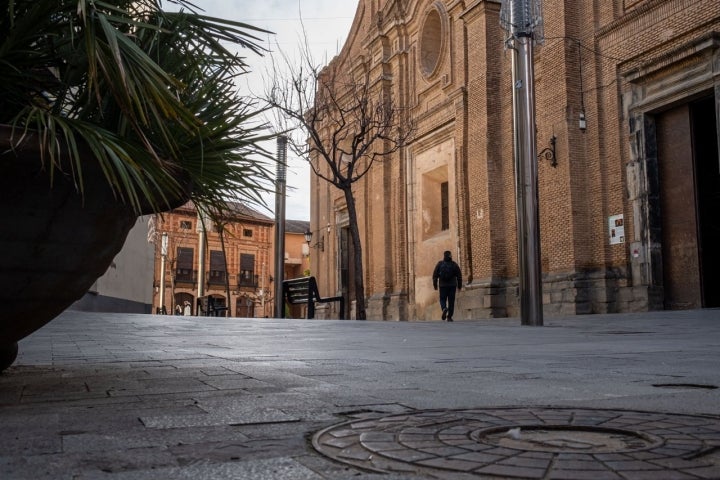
[159,232,168,314]
[504,0,543,326]
[260,261,266,315]
[511,36,543,326]
[274,135,288,318]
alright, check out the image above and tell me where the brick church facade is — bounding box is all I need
[309,0,720,320]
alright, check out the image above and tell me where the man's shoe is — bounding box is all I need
[447,317,453,322]
[442,308,448,320]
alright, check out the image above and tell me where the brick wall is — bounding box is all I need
[311,0,720,319]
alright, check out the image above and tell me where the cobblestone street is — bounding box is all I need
[1,309,719,478]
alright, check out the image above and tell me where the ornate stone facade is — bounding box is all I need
[311,0,720,320]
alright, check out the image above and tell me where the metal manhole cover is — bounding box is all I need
[312,407,720,478]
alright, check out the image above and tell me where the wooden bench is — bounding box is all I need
[196,295,229,317]
[282,276,344,319]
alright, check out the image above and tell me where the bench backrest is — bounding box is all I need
[283,276,319,305]
[282,276,344,319]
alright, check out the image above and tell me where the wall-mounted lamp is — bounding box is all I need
[537,135,557,168]
[579,112,587,131]
[304,229,324,252]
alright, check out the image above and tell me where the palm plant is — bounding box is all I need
[0,0,276,371]
[1,0,274,215]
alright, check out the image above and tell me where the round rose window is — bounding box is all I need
[420,6,444,78]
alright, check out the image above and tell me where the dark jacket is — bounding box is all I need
[432,259,462,289]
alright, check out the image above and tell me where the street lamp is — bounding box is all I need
[304,224,330,252]
[274,135,287,318]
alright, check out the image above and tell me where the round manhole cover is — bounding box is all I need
[312,407,720,478]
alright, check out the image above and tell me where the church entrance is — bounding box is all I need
[656,94,720,309]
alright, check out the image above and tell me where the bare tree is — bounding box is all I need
[264,45,412,320]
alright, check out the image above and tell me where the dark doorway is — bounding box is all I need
[656,95,719,309]
[175,292,194,315]
[692,96,720,307]
[236,296,255,318]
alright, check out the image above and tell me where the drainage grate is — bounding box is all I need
[313,407,720,478]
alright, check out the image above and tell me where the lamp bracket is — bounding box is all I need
[538,135,557,167]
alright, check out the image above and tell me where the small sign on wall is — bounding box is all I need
[609,214,625,245]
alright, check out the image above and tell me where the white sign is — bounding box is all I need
[608,214,625,245]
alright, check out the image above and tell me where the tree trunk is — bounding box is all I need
[343,186,366,320]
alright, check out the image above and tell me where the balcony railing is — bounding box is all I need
[174,269,196,284]
[172,270,259,289]
[238,274,259,289]
[207,270,227,285]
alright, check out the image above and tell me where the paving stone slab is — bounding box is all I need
[78,457,323,480]
[3,309,720,478]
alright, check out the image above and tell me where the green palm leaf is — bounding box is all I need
[1,0,275,216]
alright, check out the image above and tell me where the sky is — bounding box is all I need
[197,1,359,221]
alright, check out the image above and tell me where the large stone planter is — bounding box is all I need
[0,126,183,371]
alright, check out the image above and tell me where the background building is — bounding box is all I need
[284,219,312,318]
[151,203,311,318]
[70,218,155,313]
[310,0,720,320]
[151,202,274,317]
[285,219,312,280]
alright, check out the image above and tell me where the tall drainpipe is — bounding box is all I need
[274,135,288,318]
[159,232,168,314]
[501,0,544,326]
[196,211,206,308]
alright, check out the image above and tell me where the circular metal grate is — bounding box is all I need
[313,407,720,478]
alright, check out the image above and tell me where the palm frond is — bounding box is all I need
[1,0,275,215]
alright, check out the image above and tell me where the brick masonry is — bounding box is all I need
[311,0,720,320]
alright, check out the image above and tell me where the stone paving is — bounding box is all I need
[1,309,720,479]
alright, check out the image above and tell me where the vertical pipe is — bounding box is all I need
[510,35,543,326]
[196,212,206,302]
[274,135,288,318]
[261,261,266,315]
[159,232,168,314]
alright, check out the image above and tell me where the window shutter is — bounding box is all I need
[177,247,194,269]
[240,253,255,271]
[210,250,226,271]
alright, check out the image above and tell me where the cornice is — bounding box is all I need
[598,0,680,39]
[622,31,720,80]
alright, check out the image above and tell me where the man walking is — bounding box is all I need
[432,250,462,321]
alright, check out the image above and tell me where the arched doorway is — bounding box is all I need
[236,295,254,318]
[175,292,194,315]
